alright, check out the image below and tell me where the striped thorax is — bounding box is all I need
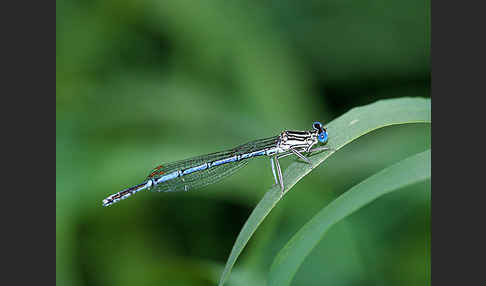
[277,129,319,154]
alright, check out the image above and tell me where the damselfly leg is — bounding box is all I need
[309,146,332,153]
[270,157,278,185]
[290,147,312,164]
[269,146,332,194]
[274,154,284,192]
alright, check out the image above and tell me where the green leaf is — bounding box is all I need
[268,149,431,286]
[218,97,430,286]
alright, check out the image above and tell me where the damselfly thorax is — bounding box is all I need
[277,130,320,153]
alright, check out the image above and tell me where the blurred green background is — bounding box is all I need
[56,0,430,285]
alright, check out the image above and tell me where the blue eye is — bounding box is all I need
[318,131,328,143]
[313,121,323,130]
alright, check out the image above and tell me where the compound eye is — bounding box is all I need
[318,131,328,143]
[313,121,323,130]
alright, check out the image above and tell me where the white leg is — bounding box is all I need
[270,157,278,185]
[290,148,312,164]
[276,152,292,159]
[274,156,285,193]
[309,146,331,153]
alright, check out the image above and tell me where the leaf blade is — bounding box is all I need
[218,97,430,286]
[268,149,431,286]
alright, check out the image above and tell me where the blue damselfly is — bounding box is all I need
[103,122,329,207]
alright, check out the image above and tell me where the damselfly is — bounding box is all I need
[103,122,330,207]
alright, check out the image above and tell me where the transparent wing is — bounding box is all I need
[150,159,250,192]
[146,136,278,192]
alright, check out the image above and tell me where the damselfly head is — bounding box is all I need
[312,121,328,144]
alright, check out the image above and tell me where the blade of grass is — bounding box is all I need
[218,97,430,286]
[268,149,431,286]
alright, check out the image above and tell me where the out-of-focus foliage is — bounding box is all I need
[56,0,430,285]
